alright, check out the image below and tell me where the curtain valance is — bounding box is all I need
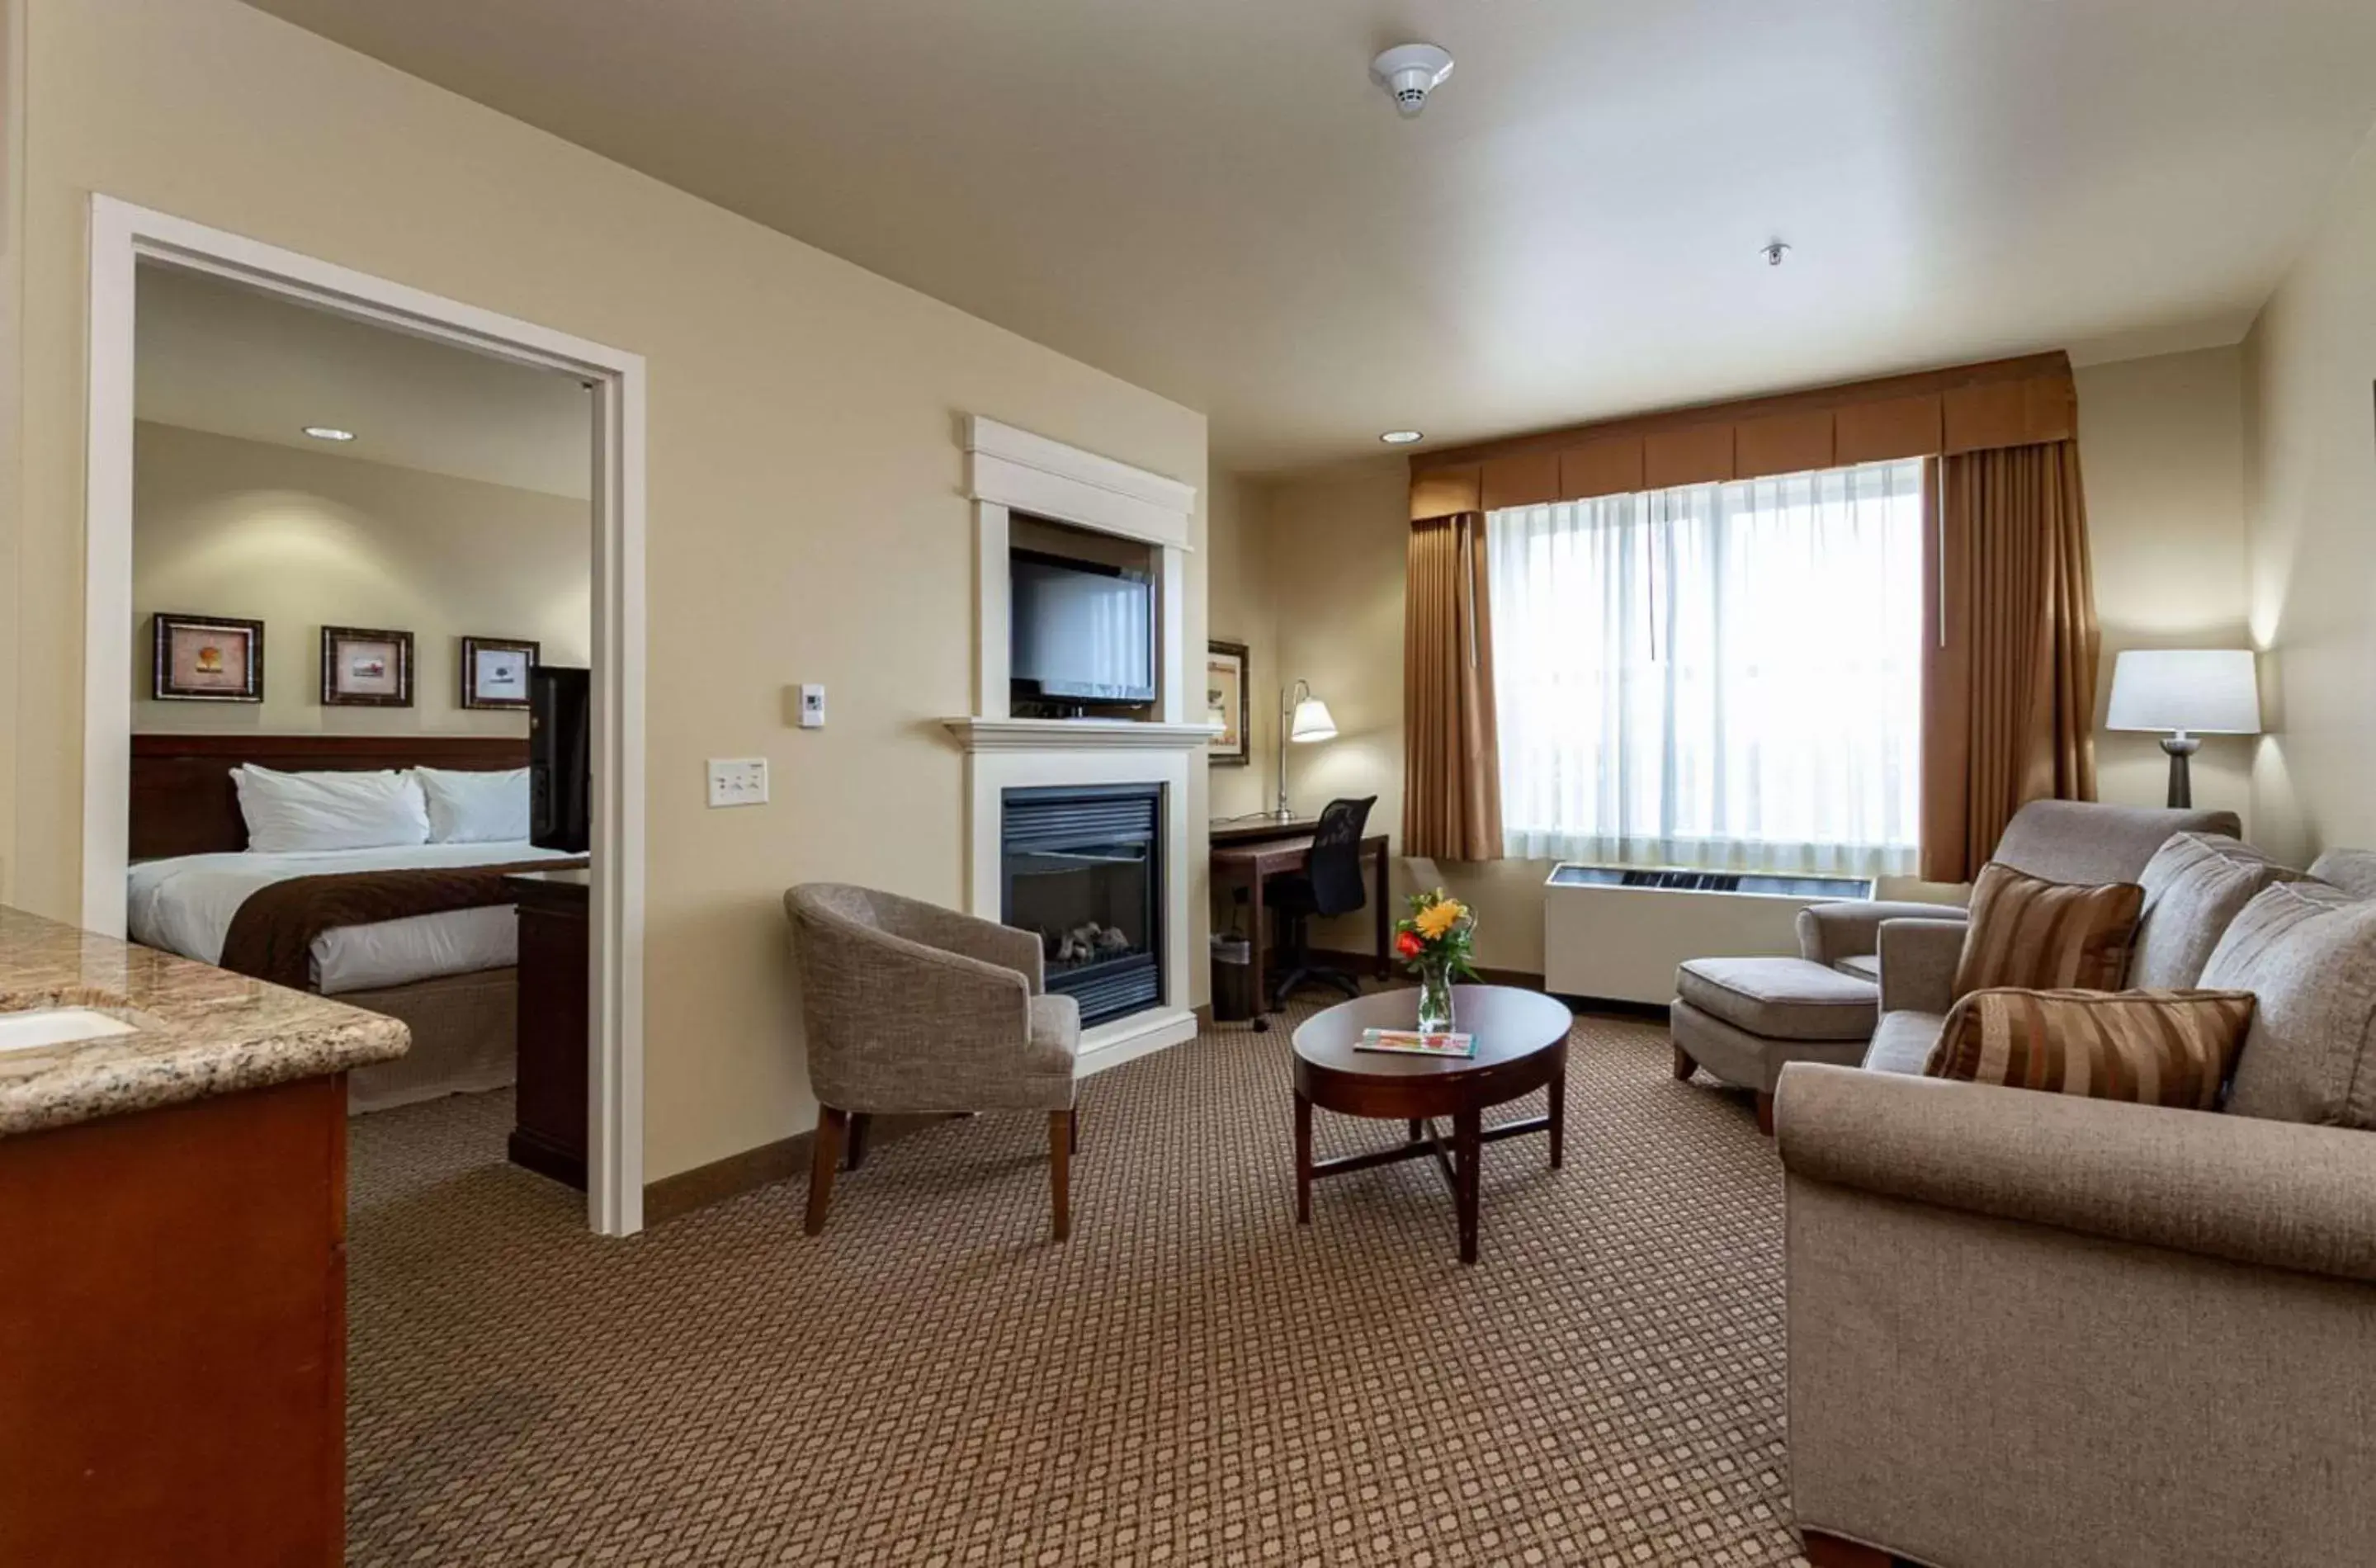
[1408,352,2076,521]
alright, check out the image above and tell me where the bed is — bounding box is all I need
[127,734,576,1112]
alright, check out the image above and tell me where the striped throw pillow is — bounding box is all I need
[1951,862,2144,999]
[1925,988,2257,1108]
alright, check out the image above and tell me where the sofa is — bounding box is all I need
[1670,802,2236,1131]
[1778,837,2376,1568]
[1795,800,2242,981]
[1854,826,2293,1075]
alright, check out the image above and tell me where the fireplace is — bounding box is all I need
[1002,784,1164,1027]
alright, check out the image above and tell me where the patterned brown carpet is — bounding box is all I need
[347,1001,1807,1566]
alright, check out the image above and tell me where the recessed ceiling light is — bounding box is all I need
[301,425,356,442]
[1380,429,1424,445]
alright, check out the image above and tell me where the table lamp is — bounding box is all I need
[1272,678,1337,821]
[2105,649,2260,809]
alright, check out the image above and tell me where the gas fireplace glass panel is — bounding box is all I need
[1001,785,1164,1028]
[1006,841,1152,972]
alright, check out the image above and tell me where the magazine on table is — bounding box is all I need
[1354,1027,1476,1059]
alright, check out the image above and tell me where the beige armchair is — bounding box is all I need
[1779,842,2376,1565]
[784,884,1081,1240]
[1778,1064,2376,1567]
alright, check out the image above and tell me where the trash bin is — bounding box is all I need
[1211,933,1256,1024]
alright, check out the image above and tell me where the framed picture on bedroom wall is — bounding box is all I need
[151,612,265,702]
[461,636,540,710]
[320,626,415,707]
[1207,640,1249,766]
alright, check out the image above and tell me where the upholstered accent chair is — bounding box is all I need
[784,884,1081,1240]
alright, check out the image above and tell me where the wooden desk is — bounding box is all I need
[1210,815,1317,846]
[1211,830,1392,1022]
[505,867,589,1190]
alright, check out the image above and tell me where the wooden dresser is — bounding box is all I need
[505,867,590,1189]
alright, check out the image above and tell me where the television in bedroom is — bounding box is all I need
[1009,548,1156,707]
[530,666,591,852]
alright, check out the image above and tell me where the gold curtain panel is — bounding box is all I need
[1401,514,1503,862]
[1920,440,2101,882]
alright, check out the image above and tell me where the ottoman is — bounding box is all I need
[1670,956,1879,1134]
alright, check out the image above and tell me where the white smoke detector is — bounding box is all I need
[1371,43,1454,118]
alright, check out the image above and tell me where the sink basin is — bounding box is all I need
[0,1008,140,1054]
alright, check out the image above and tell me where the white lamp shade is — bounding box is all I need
[1289,697,1338,743]
[2106,649,2260,735]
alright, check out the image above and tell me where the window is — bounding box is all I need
[1488,458,1925,875]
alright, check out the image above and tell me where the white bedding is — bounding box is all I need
[127,841,577,994]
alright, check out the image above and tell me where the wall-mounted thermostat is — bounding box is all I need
[798,683,826,729]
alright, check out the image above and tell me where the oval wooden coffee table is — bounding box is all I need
[1291,985,1571,1264]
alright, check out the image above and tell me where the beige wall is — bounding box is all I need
[1256,460,1550,974]
[0,0,24,911]
[2076,347,2255,827]
[1221,349,2261,975]
[3,0,1207,1183]
[133,421,589,737]
[2241,130,2376,867]
[1204,472,1274,822]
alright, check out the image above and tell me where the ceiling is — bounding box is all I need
[241,0,2376,475]
[136,263,593,498]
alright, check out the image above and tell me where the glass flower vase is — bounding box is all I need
[1416,955,1457,1035]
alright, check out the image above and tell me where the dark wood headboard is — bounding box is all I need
[130,734,531,861]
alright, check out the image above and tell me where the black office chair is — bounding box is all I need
[1263,796,1377,1011]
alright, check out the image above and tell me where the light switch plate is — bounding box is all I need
[706,757,769,808]
[798,683,826,729]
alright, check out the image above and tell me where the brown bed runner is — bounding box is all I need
[217,857,589,991]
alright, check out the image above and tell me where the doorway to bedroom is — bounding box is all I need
[84,200,649,1236]
[126,257,596,1201]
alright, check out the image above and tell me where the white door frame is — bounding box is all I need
[81,195,649,1236]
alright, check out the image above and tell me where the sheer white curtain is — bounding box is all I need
[1488,458,1925,875]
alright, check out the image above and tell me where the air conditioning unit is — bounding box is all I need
[1543,863,1874,1005]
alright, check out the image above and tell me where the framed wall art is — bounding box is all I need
[321,626,415,707]
[461,636,540,711]
[1207,640,1249,766]
[152,612,265,703]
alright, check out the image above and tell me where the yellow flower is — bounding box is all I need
[1413,900,1466,940]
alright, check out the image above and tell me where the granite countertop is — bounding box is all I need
[0,904,410,1140]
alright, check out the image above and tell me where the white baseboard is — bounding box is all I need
[1079,1005,1199,1075]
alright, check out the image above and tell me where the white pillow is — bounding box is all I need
[413,766,532,845]
[234,765,431,853]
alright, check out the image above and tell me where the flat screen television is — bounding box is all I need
[530,665,592,852]
[1009,549,1155,705]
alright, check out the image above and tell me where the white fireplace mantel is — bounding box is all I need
[953,418,1207,1074]
[942,717,1219,753]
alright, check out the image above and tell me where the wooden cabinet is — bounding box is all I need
[0,1074,349,1566]
[506,867,590,1190]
